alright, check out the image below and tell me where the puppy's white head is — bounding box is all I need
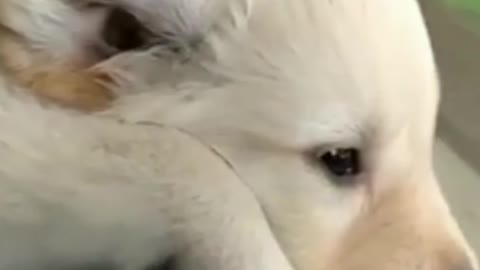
[108,0,479,269]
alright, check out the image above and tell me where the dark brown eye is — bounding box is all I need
[313,148,361,184]
[103,7,152,51]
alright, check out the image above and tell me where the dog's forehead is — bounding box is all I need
[112,0,439,150]
[198,0,439,145]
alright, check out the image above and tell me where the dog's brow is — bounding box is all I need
[295,111,363,147]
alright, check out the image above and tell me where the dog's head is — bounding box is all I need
[103,0,479,269]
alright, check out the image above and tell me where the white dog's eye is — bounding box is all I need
[312,148,361,184]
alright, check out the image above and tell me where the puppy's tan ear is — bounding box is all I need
[0,36,113,112]
[24,69,115,112]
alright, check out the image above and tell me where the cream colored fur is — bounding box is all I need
[0,0,477,270]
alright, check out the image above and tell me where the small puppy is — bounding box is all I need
[0,0,149,112]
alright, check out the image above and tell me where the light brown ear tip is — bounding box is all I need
[26,69,117,112]
[68,88,115,112]
[93,73,113,85]
[37,87,115,113]
[56,81,116,112]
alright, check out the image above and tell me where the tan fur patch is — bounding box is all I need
[22,69,114,112]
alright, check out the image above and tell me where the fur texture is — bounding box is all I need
[0,0,477,270]
[0,0,118,111]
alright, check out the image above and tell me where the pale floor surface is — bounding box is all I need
[417,0,480,256]
[435,140,480,255]
[421,0,480,176]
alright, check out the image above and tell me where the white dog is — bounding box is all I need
[0,0,477,270]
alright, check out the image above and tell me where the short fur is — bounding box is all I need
[0,0,477,270]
